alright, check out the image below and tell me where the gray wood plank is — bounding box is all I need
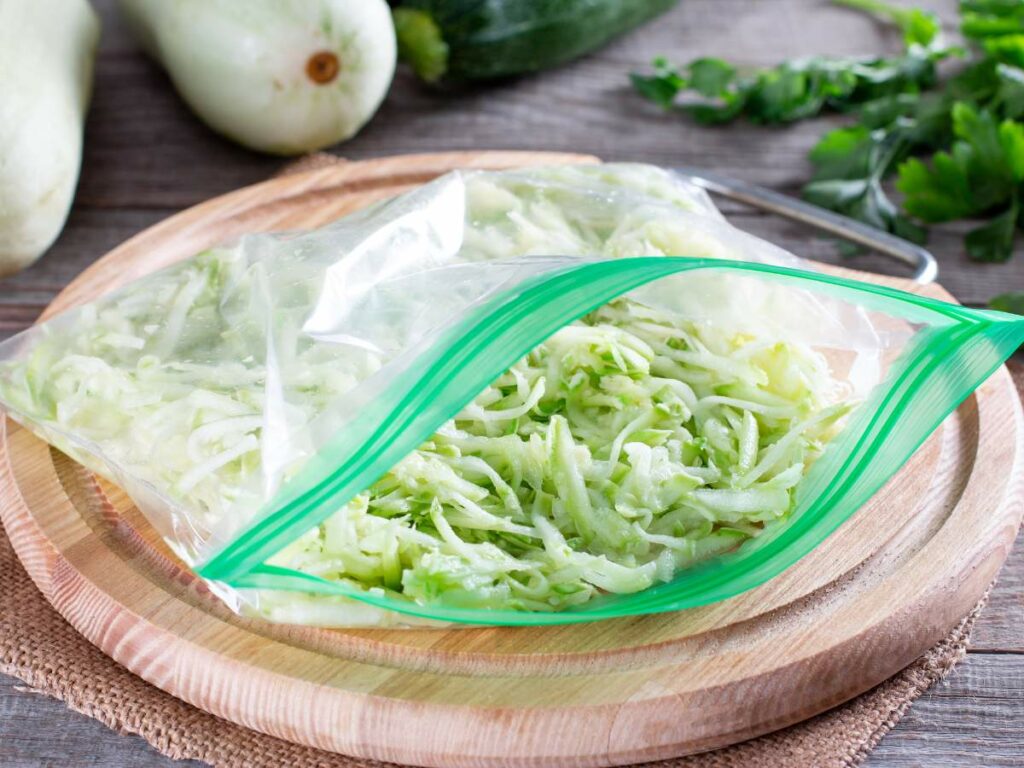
[864,654,1024,768]
[0,207,167,336]
[0,674,202,767]
[971,534,1024,653]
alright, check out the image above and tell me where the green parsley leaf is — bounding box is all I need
[809,125,879,179]
[989,289,1024,314]
[632,0,1024,262]
[966,199,1019,261]
[999,118,1024,177]
[834,0,942,48]
[688,58,737,97]
[895,104,1021,226]
[983,34,1024,67]
[963,15,1024,41]
[856,92,921,128]
[962,0,1024,13]
[951,102,1017,208]
[961,0,1024,41]
[806,176,926,241]
[631,15,952,127]
[806,126,925,241]
[896,152,974,221]
[630,58,746,121]
[630,73,679,110]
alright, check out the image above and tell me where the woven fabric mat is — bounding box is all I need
[0,154,1020,766]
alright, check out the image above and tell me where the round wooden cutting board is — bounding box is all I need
[1,151,1022,768]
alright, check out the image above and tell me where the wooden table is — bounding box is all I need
[0,0,1020,766]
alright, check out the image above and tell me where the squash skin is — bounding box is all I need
[397,0,679,82]
[118,0,397,156]
[0,0,99,276]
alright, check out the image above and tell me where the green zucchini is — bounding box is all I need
[393,0,679,83]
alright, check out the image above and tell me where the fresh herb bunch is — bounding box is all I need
[633,0,1024,263]
[991,289,1024,312]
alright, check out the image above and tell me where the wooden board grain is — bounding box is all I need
[1,151,1022,767]
[6,654,1024,768]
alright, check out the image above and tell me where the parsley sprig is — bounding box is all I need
[633,0,1024,263]
[991,289,1024,312]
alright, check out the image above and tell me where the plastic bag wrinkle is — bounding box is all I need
[1,162,1020,627]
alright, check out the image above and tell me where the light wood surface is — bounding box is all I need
[1,151,1022,768]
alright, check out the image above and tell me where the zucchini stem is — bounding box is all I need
[306,51,340,84]
[393,8,449,83]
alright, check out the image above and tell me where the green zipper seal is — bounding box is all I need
[197,257,1024,625]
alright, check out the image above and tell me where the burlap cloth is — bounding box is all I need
[1,156,1020,766]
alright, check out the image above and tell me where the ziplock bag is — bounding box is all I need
[1,163,1022,627]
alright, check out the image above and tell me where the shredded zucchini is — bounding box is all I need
[268,299,847,611]
[0,164,849,617]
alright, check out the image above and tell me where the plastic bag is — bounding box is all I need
[1,163,1021,627]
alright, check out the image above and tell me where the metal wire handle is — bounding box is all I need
[674,167,938,284]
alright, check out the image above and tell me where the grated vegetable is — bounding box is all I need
[0,164,849,619]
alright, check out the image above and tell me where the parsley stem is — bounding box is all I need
[832,0,913,25]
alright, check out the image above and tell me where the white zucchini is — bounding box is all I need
[0,0,99,277]
[118,0,397,155]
